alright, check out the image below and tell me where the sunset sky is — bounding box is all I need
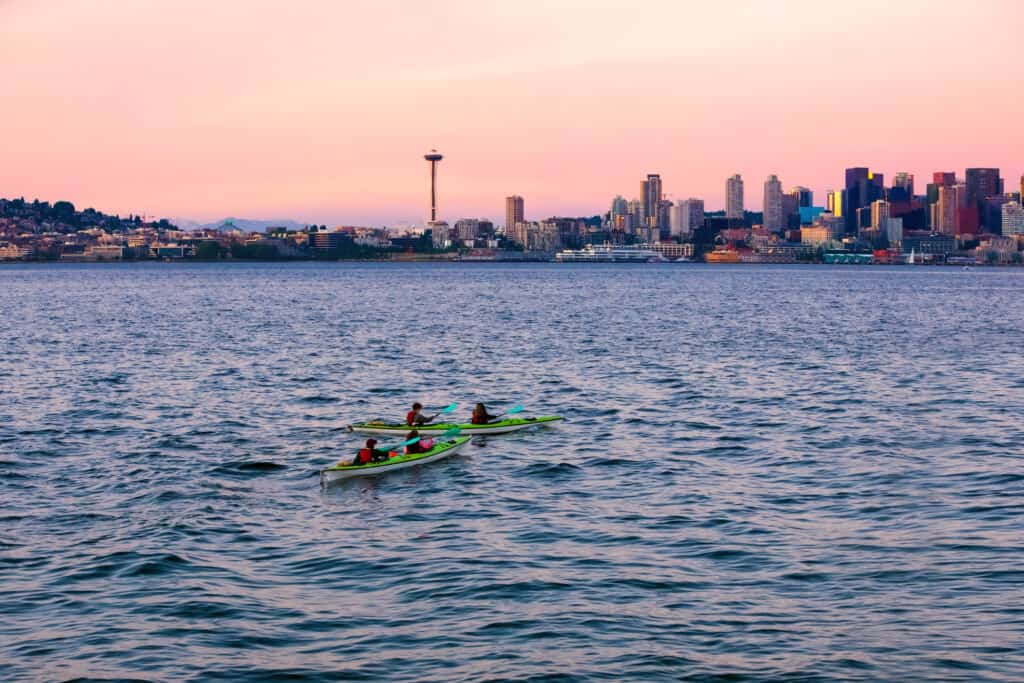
[2,0,1022,226]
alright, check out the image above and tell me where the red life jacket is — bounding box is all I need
[471,413,485,425]
[357,448,373,464]
[406,410,418,426]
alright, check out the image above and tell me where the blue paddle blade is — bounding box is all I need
[382,436,421,451]
[440,427,461,439]
[440,403,458,414]
[506,404,524,415]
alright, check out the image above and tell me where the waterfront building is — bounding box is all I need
[816,213,845,239]
[800,225,831,247]
[430,221,451,249]
[763,175,784,232]
[505,196,524,242]
[453,218,494,243]
[1003,201,1024,236]
[886,217,904,245]
[726,174,744,219]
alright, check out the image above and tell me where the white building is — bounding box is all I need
[1003,201,1024,236]
[726,174,744,219]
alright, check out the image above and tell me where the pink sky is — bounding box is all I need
[2,0,1022,226]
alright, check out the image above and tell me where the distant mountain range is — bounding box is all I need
[171,217,309,232]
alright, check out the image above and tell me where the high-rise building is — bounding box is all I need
[628,199,642,234]
[893,172,915,197]
[871,200,890,231]
[965,168,1002,204]
[610,196,628,223]
[826,189,845,216]
[1020,174,1024,200]
[886,217,904,245]
[681,198,704,236]
[505,196,524,242]
[933,172,956,187]
[1002,201,1024,235]
[965,168,1003,230]
[790,186,813,207]
[640,174,663,229]
[424,149,443,224]
[844,168,884,233]
[726,174,744,219]
[763,175,784,232]
[936,184,966,235]
[667,204,684,239]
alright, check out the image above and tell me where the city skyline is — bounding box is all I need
[2,0,1023,225]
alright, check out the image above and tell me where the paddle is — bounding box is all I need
[491,404,524,421]
[385,427,462,458]
[422,402,458,424]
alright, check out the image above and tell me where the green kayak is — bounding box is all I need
[347,415,563,436]
[320,436,473,484]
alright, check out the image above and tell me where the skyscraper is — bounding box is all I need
[892,172,915,197]
[682,198,705,235]
[871,199,889,231]
[424,149,443,224]
[843,167,884,233]
[789,186,813,207]
[505,195,524,241]
[763,175,783,232]
[640,174,663,228]
[965,168,1003,230]
[726,174,744,219]
[936,184,966,235]
[965,168,1002,204]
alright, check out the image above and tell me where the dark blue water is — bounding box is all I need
[2,262,1023,681]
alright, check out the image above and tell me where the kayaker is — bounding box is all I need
[406,402,431,426]
[471,403,497,425]
[403,432,423,454]
[351,438,390,465]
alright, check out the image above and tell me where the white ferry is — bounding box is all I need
[554,244,666,263]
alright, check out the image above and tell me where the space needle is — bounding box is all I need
[424,149,443,224]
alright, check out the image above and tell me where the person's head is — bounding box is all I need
[365,438,378,449]
[412,402,423,412]
[407,430,419,439]
[474,402,485,413]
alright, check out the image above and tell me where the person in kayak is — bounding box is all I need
[406,402,432,426]
[471,403,497,425]
[404,430,434,455]
[351,438,390,465]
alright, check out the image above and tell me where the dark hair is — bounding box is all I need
[366,438,377,447]
[407,429,419,439]
[412,402,423,410]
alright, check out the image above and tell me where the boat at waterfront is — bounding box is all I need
[554,244,665,263]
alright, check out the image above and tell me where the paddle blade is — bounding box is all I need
[506,404,524,415]
[382,436,421,451]
[439,403,458,414]
[440,427,462,439]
